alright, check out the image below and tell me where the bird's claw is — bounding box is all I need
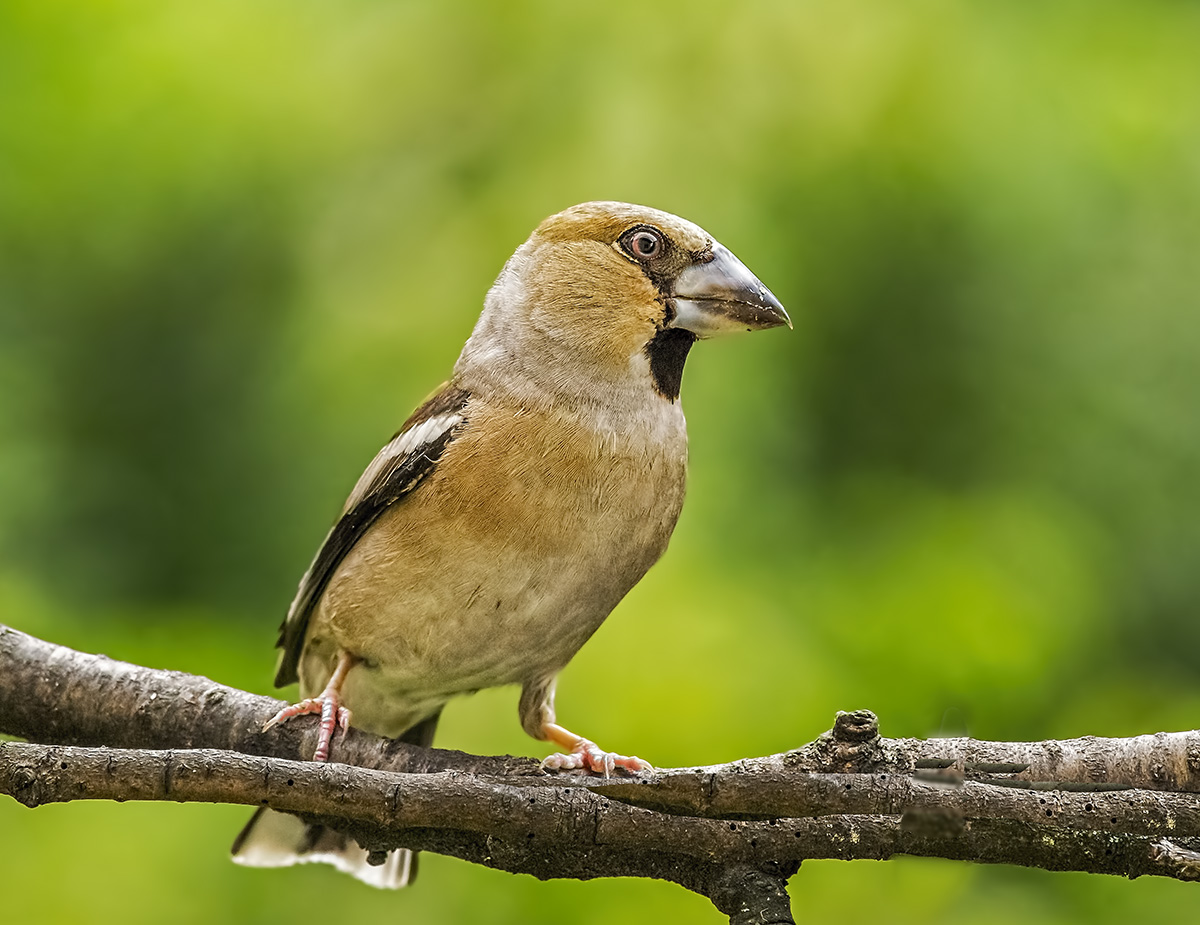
[541,739,653,777]
[262,696,352,762]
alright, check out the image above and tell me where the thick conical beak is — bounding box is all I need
[669,242,791,338]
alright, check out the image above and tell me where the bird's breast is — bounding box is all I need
[311,394,688,722]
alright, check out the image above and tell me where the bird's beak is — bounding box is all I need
[669,242,791,338]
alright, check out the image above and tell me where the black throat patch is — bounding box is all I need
[646,327,697,402]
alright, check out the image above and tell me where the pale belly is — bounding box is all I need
[297,409,687,737]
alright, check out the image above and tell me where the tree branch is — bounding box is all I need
[4,624,1200,925]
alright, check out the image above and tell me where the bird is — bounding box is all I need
[231,200,789,888]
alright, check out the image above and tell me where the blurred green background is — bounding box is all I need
[3,0,1200,920]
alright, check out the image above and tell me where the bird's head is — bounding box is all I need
[458,201,789,404]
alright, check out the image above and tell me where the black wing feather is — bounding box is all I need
[274,386,470,687]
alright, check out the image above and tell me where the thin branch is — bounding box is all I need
[3,739,1196,882]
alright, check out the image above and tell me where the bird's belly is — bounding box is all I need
[303,433,686,734]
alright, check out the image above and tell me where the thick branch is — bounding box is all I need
[6,625,1199,793]
[5,623,1200,924]
[0,624,525,777]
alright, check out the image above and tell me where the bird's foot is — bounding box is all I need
[263,695,352,763]
[540,738,652,777]
[263,651,359,762]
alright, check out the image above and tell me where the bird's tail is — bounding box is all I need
[231,807,414,889]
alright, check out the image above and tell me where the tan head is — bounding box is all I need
[456,201,789,404]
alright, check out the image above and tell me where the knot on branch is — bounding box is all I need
[833,710,879,743]
[798,710,883,773]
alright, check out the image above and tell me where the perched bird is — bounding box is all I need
[231,201,789,887]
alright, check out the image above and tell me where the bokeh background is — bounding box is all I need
[3,0,1200,921]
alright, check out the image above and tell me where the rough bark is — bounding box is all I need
[4,624,1200,924]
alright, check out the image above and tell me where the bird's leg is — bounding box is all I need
[519,676,652,778]
[263,651,358,762]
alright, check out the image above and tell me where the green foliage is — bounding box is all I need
[3,1,1200,921]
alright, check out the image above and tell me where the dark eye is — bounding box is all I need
[622,227,665,261]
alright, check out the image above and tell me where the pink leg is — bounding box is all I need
[539,721,652,778]
[263,651,357,762]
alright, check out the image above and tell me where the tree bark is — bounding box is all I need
[4,623,1200,924]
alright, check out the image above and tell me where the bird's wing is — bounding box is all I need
[273,382,472,687]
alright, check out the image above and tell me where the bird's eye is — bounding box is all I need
[622,227,665,262]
